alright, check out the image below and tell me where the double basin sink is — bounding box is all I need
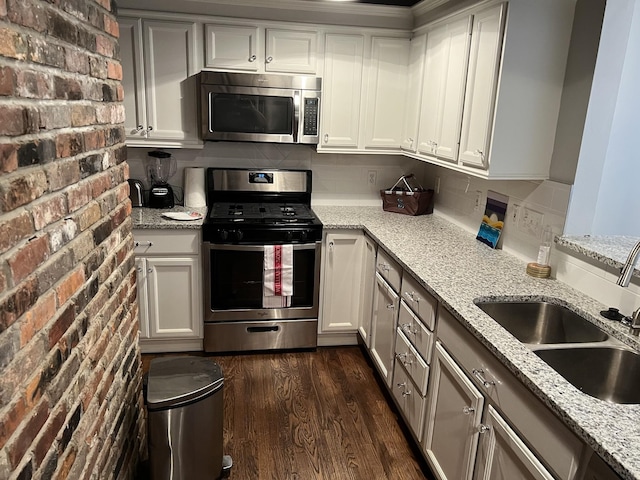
[475,301,640,404]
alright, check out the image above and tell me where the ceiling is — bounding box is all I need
[355,0,421,5]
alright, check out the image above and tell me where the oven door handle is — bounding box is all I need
[205,242,320,252]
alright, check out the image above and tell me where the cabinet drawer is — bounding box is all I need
[133,230,200,255]
[394,328,429,396]
[438,307,584,480]
[398,300,434,363]
[392,360,426,440]
[376,248,401,292]
[400,272,437,330]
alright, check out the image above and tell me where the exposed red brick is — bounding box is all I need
[65,48,90,75]
[39,105,72,131]
[0,169,48,212]
[0,397,26,450]
[7,400,49,468]
[6,0,47,33]
[0,143,18,173]
[0,26,27,60]
[106,60,121,81]
[83,130,105,151]
[66,182,92,212]
[57,444,77,480]
[95,0,111,11]
[16,70,52,99]
[103,14,119,38]
[0,209,34,254]
[0,0,6,17]
[0,269,7,293]
[89,173,111,199]
[115,83,124,102]
[0,65,15,96]
[0,105,26,136]
[20,291,56,347]
[56,267,85,306]
[56,132,83,158]
[33,405,67,467]
[48,303,75,348]
[31,194,68,231]
[95,34,114,57]
[0,277,39,330]
[71,105,96,127]
[46,159,81,191]
[8,234,51,284]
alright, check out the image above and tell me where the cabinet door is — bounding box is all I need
[363,36,411,149]
[320,34,364,148]
[146,257,202,339]
[320,231,363,332]
[135,257,150,339]
[474,405,554,480]
[358,235,377,347]
[370,273,399,387]
[423,341,484,480]
[143,20,199,141]
[401,34,426,152]
[119,17,147,140]
[205,24,260,71]
[417,16,472,161]
[458,4,505,169]
[265,29,317,74]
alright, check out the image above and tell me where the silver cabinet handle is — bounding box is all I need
[147,126,153,131]
[134,241,153,247]
[266,55,273,63]
[147,268,153,274]
[386,303,395,310]
[328,241,334,251]
[462,406,475,415]
[478,424,491,434]
[474,149,485,161]
[248,54,257,62]
[472,368,495,388]
[323,133,329,143]
[401,389,412,397]
[396,381,406,389]
[378,263,389,272]
[135,125,144,132]
[137,266,143,273]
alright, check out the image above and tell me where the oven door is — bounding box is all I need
[202,85,299,143]
[203,242,321,322]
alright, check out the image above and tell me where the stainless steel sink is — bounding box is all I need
[476,301,609,344]
[534,347,640,404]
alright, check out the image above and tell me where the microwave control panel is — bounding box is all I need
[303,98,319,136]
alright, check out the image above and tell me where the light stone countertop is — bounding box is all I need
[130,206,208,230]
[557,235,640,280]
[312,205,640,480]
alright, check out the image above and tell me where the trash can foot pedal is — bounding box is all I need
[221,455,233,478]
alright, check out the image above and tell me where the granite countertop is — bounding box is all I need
[312,205,640,480]
[557,235,640,280]
[131,206,208,229]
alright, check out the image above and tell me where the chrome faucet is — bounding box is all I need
[617,240,640,335]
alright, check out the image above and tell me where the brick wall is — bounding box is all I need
[0,0,144,479]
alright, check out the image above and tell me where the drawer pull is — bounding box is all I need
[462,406,475,415]
[378,263,390,272]
[386,303,395,310]
[135,241,153,247]
[401,389,412,397]
[478,424,491,434]
[396,381,406,390]
[472,368,495,388]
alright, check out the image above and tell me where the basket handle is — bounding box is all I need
[390,174,423,192]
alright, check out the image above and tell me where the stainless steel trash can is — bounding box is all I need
[146,357,230,480]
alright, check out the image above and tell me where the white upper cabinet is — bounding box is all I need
[120,17,202,148]
[458,5,504,169]
[205,24,318,74]
[204,24,260,71]
[265,29,318,74]
[400,34,426,152]
[417,16,471,161]
[319,33,364,149]
[362,36,411,149]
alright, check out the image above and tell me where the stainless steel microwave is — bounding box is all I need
[199,71,321,144]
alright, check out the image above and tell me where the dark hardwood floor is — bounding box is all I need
[142,346,434,480]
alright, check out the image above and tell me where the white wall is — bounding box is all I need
[564,0,640,236]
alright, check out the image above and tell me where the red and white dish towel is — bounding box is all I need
[263,245,293,308]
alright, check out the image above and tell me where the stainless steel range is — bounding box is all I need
[202,168,323,353]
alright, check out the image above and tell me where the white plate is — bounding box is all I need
[161,211,203,221]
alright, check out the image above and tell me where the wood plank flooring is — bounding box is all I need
[142,346,434,480]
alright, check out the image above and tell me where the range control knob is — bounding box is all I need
[285,231,294,242]
[299,230,308,242]
[218,229,229,241]
[234,230,244,242]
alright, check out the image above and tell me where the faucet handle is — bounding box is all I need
[626,308,640,336]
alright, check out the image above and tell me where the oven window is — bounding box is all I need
[211,94,293,134]
[210,248,316,310]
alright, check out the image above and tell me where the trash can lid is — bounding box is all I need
[146,357,224,410]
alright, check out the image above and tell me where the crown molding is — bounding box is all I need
[411,0,451,17]
[116,0,415,29]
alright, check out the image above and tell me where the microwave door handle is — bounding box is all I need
[293,90,300,143]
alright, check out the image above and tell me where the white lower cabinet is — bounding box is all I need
[474,405,554,480]
[134,230,203,353]
[357,234,377,347]
[392,358,426,439]
[370,272,399,386]
[423,341,484,480]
